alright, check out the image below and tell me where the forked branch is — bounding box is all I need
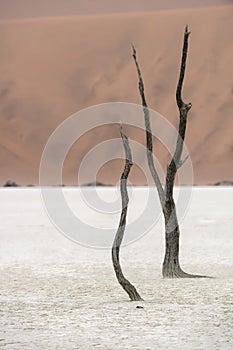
[165,25,192,197]
[111,124,143,301]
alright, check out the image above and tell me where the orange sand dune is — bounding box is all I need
[0,0,231,19]
[0,6,232,185]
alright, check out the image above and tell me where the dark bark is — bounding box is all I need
[165,25,192,199]
[163,26,194,278]
[112,125,143,300]
[132,26,208,278]
[162,198,207,278]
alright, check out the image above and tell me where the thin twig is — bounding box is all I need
[177,154,189,169]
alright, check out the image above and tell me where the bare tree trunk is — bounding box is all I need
[132,26,207,278]
[112,125,143,300]
[163,26,194,278]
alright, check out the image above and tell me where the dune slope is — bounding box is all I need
[0,6,232,185]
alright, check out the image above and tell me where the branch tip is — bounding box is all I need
[131,42,136,58]
[119,122,124,138]
[185,24,191,37]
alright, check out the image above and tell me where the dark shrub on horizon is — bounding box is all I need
[3,180,20,187]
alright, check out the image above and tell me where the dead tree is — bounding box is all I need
[112,125,143,300]
[132,26,206,278]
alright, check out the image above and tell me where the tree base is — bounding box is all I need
[121,281,144,301]
[162,263,210,278]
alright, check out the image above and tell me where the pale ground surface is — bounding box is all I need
[0,187,232,349]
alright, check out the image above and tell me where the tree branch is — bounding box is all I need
[176,25,191,108]
[112,124,143,301]
[165,25,192,197]
[177,154,189,169]
[132,43,165,206]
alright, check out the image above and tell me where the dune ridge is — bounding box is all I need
[0,0,231,19]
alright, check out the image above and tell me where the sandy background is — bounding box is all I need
[0,2,232,185]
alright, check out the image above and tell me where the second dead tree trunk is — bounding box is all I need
[132,26,207,278]
[111,125,143,300]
